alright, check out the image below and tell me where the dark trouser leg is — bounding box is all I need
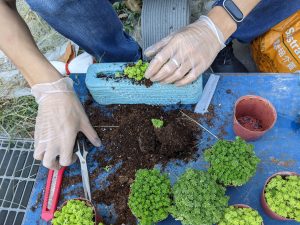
[26,0,141,62]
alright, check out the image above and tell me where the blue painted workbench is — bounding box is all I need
[23,74,300,225]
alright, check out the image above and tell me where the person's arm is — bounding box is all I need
[208,0,261,40]
[144,0,261,86]
[0,0,61,86]
[0,1,101,170]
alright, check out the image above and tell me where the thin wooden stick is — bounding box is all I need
[180,111,219,140]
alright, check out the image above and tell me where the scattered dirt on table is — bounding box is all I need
[270,157,296,167]
[238,115,263,131]
[226,89,232,94]
[62,175,82,189]
[30,192,43,212]
[198,104,215,127]
[84,103,201,225]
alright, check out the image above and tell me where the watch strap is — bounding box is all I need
[222,0,244,23]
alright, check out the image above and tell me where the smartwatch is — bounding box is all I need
[222,0,244,23]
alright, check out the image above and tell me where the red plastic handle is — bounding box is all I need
[41,167,66,221]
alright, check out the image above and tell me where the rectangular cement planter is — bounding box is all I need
[86,63,203,105]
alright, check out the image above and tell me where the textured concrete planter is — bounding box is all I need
[86,63,203,105]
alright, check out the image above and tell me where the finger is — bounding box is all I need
[145,44,176,79]
[33,141,47,161]
[161,62,191,84]
[175,66,202,86]
[150,58,180,82]
[43,146,60,170]
[144,35,173,57]
[59,133,77,166]
[80,117,101,147]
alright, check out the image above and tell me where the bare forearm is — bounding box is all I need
[208,0,261,41]
[0,1,61,86]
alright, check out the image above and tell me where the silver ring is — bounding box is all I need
[171,58,180,68]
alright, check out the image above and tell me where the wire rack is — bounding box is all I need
[0,137,40,225]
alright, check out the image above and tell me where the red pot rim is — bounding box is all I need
[261,172,300,221]
[234,95,277,134]
[54,198,101,225]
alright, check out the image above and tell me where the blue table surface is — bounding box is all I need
[23,74,300,225]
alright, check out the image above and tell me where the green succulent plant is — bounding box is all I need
[52,199,94,225]
[128,169,172,225]
[123,60,149,81]
[265,175,300,221]
[204,137,260,186]
[151,119,164,129]
[219,206,263,225]
[171,169,229,225]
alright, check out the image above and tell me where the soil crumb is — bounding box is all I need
[85,103,201,225]
[238,115,263,131]
[226,89,232,94]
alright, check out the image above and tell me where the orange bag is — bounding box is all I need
[252,11,300,73]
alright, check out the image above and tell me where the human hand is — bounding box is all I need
[144,16,225,86]
[31,77,101,170]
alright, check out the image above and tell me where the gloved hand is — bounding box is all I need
[144,16,226,86]
[31,77,101,170]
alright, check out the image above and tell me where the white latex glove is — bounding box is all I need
[31,77,101,170]
[144,16,226,86]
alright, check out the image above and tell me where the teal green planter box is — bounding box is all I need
[85,63,203,105]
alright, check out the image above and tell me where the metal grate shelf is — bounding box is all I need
[0,137,39,225]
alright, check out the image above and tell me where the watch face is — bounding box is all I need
[223,0,244,22]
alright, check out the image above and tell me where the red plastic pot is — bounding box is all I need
[217,204,264,225]
[261,171,299,221]
[233,95,277,141]
[54,198,103,225]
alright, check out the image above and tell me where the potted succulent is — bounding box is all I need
[261,171,300,222]
[52,198,104,225]
[85,60,203,105]
[171,169,229,225]
[204,137,260,186]
[218,204,264,225]
[128,169,172,225]
[233,95,277,141]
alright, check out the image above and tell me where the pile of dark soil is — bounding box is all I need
[84,103,201,225]
[96,72,153,87]
[238,115,263,131]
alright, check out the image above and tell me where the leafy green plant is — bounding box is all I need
[123,60,149,81]
[171,169,229,225]
[204,137,260,186]
[128,169,172,225]
[151,119,164,129]
[219,206,263,225]
[52,199,94,225]
[265,175,300,221]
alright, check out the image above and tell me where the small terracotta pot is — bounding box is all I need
[261,171,299,221]
[55,198,103,225]
[217,204,264,225]
[233,95,277,141]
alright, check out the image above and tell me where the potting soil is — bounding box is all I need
[238,116,263,131]
[83,102,201,224]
